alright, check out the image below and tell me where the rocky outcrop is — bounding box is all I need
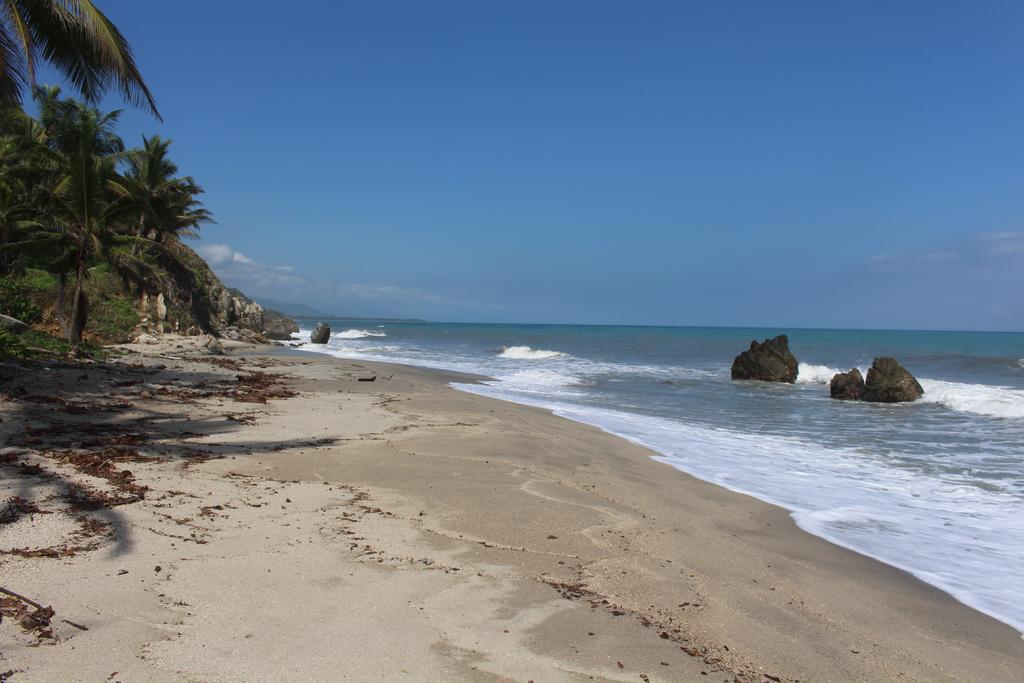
[197,334,224,355]
[137,242,298,341]
[216,288,264,331]
[829,368,865,400]
[219,326,267,344]
[0,314,28,334]
[863,357,923,403]
[311,322,331,344]
[731,335,799,383]
[262,311,299,340]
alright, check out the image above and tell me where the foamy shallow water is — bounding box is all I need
[291,322,1024,632]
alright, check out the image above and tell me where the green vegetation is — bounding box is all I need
[0,325,106,359]
[0,86,212,354]
[86,269,139,342]
[0,2,184,359]
[0,1,158,117]
[0,274,44,323]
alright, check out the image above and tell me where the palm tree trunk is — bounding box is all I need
[68,242,89,345]
[56,272,68,337]
[135,218,149,313]
[0,221,8,275]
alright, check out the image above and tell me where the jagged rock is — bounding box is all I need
[216,290,264,331]
[220,326,265,344]
[830,368,865,400]
[731,334,799,383]
[262,314,299,341]
[0,314,28,334]
[197,334,224,355]
[155,293,168,321]
[863,357,923,403]
[311,322,331,344]
[153,242,298,340]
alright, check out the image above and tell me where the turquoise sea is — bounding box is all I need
[291,321,1024,632]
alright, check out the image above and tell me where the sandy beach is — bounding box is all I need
[1,337,1022,682]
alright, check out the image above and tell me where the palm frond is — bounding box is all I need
[55,1,159,118]
[13,1,159,118]
[0,19,27,106]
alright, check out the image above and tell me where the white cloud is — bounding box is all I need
[193,240,495,315]
[981,232,1024,256]
[197,243,236,265]
[197,242,306,288]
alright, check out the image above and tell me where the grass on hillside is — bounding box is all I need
[0,267,137,359]
[0,267,140,348]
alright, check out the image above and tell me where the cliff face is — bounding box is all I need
[0,242,298,346]
[136,241,298,342]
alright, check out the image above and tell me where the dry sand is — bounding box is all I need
[1,336,1022,682]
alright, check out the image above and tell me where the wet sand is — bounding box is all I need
[1,337,1021,681]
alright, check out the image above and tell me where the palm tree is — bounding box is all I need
[36,94,127,343]
[116,135,212,318]
[121,135,213,243]
[0,1,158,118]
[2,90,212,346]
[0,106,52,274]
[0,179,39,272]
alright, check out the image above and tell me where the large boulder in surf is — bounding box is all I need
[863,357,923,403]
[263,315,299,341]
[829,368,865,400]
[310,322,331,344]
[731,335,799,383]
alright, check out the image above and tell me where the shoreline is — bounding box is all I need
[288,341,1024,633]
[1,338,1022,681]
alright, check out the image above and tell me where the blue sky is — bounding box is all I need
[40,1,1024,329]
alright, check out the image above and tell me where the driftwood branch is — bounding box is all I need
[61,618,88,631]
[0,586,45,611]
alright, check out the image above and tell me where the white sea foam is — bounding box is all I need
[498,345,566,360]
[336,329,387,339]
[794,364,1024,420]
[919,379,1024,420]
[489,368,584,398]
[796,363,844,384]
[450,384,1024,632]
[289,327,1024,630]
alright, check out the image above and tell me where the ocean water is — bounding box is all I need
[289,321,1024,632]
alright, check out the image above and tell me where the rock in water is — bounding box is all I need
[830,368,865,400]
[311,322,331,344]
[0,314,28,334]
[863,357,923,403]
[731,334,799,383]
[263,316,299,341]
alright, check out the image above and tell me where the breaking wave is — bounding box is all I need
[794,363,1024,420]
[919,379,1024,420]
[336,329,387,339]
[452,385,1024,632]
[498,345,566,360]
[796,363,846,384]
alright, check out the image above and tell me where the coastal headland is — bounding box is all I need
[1,337,1021,682]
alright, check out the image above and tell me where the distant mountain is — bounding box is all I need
[249,296,427,323]
[249,297,335,319]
